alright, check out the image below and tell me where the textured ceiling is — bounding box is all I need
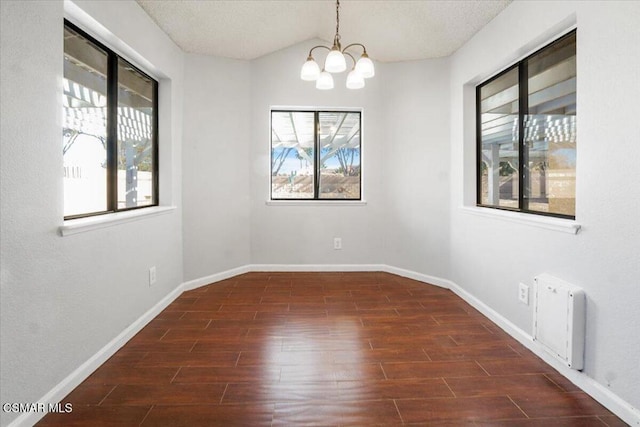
[136,0,512,62]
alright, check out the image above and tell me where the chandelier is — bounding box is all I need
[300,0,375,90]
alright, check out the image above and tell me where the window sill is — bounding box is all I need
[459,206,581,234]
[266,200,367,206]
[59,206,177,236]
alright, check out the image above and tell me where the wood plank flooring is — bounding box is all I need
[38,272,627,426]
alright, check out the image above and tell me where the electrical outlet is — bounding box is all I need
[334,237,342,250]
[518,282,529,305]
[149,266,157,286]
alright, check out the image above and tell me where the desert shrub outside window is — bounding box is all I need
[477,30,576,219]
[271,110,361,200]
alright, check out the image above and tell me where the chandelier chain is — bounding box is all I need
[335,0,341,43]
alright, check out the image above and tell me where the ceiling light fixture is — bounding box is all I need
[300,0,375,90]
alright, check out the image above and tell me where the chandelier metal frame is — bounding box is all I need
[300,0,375,90]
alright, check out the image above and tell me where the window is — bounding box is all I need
[63,20,158,219]
[477,30,576,219]
[271,110,361,200]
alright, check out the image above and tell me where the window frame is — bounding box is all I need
[476,29,576,220]
[63,19,159,220]
[270,109,362,201]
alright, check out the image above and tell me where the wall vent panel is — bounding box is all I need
[533,274,586,370]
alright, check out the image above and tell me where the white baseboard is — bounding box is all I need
[447,281,536,350]
[382,264,453,289]
[7,284,185,427]
[13,264,638,426]
[182,265,251,291]
[249,263,384,272]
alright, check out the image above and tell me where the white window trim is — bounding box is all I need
[59,206,176,236]
[460,206,581,234]
[266,200,367,206]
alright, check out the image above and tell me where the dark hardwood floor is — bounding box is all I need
[38,272,627,426]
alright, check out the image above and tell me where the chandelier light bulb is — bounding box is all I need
[300,57,320,81]
[325,48,347,73]
[316,70,334,90]
[355,53,375,78]
[346,69,365,89]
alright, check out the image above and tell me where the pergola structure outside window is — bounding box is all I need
[63,20,158,219]
[271,110,361,200]
[477,30,576,219]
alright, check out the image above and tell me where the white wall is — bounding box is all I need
[0,1,184,425]
[184,39,453,281]
[184,39,453,278]
[249,40,387,266]
[182,54,251,281]
[449,0,640,413]
[382,59,451,278]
